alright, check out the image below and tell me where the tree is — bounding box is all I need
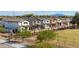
[71,12,79,28]
[37,30,56,42]
[31,30,56,48]
[23,13,34,18]
[22,13,51,18]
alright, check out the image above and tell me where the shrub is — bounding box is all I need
[16,29,32,38]
[0,26,5,33]
[37,30,56,42]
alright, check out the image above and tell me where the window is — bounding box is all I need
[24,22,28,24]
[36,21,40,23]
[47,21,49,22]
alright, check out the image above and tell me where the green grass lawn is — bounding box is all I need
[55,29,79,47]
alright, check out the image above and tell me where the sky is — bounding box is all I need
[0,11,77,16]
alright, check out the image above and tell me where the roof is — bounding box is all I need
[39,18,50,21]
[27,17,41,22]
[2,17,26,22]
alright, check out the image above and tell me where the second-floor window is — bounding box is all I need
[47,21,49,22]
[36,21,40,23]
[24,22,28,24]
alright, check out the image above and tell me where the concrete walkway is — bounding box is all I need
[0,44,12,48]
[0,36,24,48]
[0,36,12,48]
[0,35,36,48]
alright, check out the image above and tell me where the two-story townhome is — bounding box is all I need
[60,18,72,29]
[50,17,72,30]
[50,18,58,30]
[26,17,51,30]
[40,18,50,29]
[55,18,62,29]
[27,17,42,30]
[1,17,30,33]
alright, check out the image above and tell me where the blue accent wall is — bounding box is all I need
[2,21,18,32]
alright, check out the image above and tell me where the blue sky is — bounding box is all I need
[0,11,76,16]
